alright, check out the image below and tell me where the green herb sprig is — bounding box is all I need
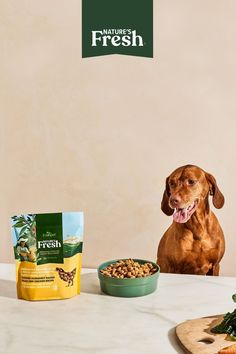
[211,294,236,340]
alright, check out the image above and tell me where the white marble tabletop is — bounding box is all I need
[0,263,235,354]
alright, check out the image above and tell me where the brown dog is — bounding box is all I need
[157,165,225,275]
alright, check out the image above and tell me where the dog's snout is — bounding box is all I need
[170,195,181,206]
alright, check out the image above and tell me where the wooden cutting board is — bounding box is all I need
[176,315,234,354]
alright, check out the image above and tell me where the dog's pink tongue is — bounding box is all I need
[173,208,189,223]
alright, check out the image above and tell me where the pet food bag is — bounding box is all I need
[11,212,84,301]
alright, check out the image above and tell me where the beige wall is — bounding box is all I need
[1,0,236,275]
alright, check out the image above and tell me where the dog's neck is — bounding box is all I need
[183,197,211,239]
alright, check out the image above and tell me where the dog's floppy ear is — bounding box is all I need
[205,172,225,209]
[161,177,174,215]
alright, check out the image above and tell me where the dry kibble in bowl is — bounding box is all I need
[98,258,160,297]
[100,258,158,279]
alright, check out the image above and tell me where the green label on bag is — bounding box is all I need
[82,0,153,58]
[36,213,64,265]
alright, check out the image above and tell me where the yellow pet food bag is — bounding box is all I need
[11,212,84,301]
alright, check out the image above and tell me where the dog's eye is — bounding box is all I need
[169,181,176,188]
[188,179,196,185]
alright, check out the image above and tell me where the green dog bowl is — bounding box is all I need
[98,259,160,297]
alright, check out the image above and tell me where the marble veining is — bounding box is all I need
[0,264,235,354]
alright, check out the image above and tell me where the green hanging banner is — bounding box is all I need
[82,0,153,58]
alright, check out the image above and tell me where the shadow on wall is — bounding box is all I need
[80,272,101,295]
[0,279,16,299]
